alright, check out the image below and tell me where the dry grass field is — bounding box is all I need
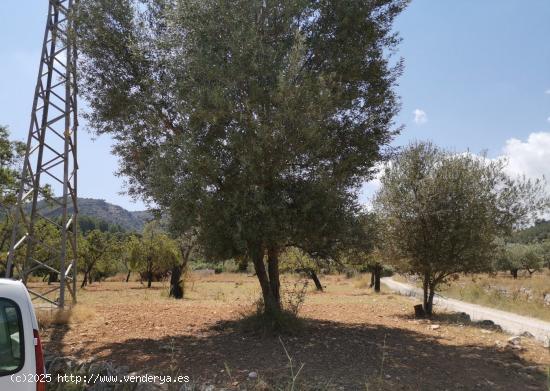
[36,273,550,390]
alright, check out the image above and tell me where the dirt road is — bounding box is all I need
[382,277,550,343]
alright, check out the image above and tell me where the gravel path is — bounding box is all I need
[381,277,550,343]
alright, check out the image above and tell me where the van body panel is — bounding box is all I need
[0,279,39,391]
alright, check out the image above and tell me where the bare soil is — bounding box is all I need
[38,273,550,390]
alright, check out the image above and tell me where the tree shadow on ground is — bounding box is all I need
[62,317,547,391]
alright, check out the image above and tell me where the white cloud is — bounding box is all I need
[502,132,550,182]
[413,109,427,125]
[547,116,550,123]
[545,89,550,95]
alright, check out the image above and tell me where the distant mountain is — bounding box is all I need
[36,198,152,232]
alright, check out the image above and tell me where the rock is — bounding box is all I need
[414,304,425,318]
[543,336,550,348]
[430,325,440,330]
[460,353,481,359]
[47,357,72,375]
[520,331,534,339]
[519,287,533,299]
[478,320,495,327]
[477,319,502,331]
[544,293,550,306]
[248,371,258,380]
[116,365,130,374]
[524,366,540,374]
[88,361,117,377]
[507,336,523,350]
[496,287,510,297]
[456,312,471,323]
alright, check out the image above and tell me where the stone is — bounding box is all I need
[544,293,550,306]
[414,304,425,318]
[520,331,534,339]
[517,287,534,301]
[456,312,471,323]
[477,319,502,331]
[248,371,258,379]
[47,357,72,375]
[507,336,523,350]
[430,325,440,330]
[524,366,540,374]
[543,336,550,348]
[478,320,495,327]
[460,353,481,359]
[116,365,130,374]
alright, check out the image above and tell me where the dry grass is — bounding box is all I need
[36,305,96,328]
[353,274,372,289]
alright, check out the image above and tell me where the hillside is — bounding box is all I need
[36,197,151,232]
[513,219,550,243]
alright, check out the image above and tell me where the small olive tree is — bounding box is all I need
[495,242,544,278]
[128,221,181,289]
[80,229,121,288]
[374,141,549,315]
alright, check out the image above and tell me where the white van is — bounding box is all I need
[0,279,45,391]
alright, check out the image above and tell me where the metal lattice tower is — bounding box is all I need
[5,0,78,308]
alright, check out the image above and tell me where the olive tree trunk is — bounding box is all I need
[308,269,323,291]
[373,264,382,293]
[169,243,193,299]
[251,247,281,314]
[422,271,437,316]
[169,265,184,299]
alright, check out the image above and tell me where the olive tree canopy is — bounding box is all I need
[374,141,549,315]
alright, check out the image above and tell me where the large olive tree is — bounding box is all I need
[76,0,407,315]
[374,142,549,315]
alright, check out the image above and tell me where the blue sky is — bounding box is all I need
[1,1,550,211]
